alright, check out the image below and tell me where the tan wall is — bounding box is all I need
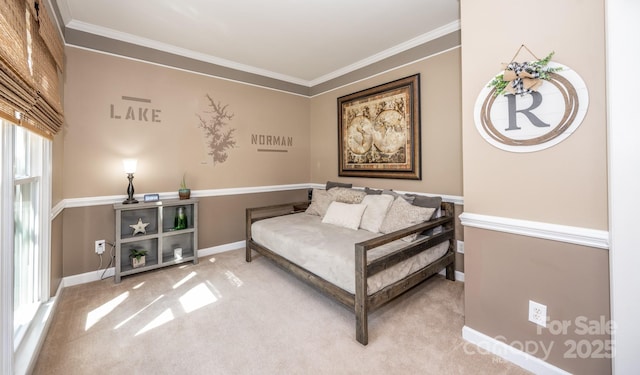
[59,45,465,278]
[464,228,611,374]
[309,48,462,197]
[60,46,312,277]
[461,1,607,229]
[460,0,610,373]
[61,190,307,277]
[63,46,310,198]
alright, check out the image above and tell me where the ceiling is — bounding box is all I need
[54,0,460,87]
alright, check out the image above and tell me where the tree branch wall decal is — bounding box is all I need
[196,94,236,165]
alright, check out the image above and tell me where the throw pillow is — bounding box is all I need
[407,194,442,219]
[305,189,336,217]
[331,187,366,204]
[364,187,383,195]
[322,202,367,230]
[381,189,415,203]
[407,194,442,209]
[379,197,436,242]
[359,194,394,233]
[326,181,352,190]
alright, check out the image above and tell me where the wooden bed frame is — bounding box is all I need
[245,200,455,345]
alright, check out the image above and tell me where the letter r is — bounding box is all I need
[505,92,550,131]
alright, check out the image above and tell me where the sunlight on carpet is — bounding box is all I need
[136,308,174,336]
[179,282,218,313]
[173,271,197,289]
[85,292,128,331]
[224,270,243,287]
[114,295,164,330]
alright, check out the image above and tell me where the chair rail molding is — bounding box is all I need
[459,212,608,250]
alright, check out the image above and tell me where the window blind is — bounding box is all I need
[0,0,64,139]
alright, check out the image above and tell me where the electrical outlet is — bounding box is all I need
[528,300,547,327]
[457,240,464,254]
[95,240,106,254]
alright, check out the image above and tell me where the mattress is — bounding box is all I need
[251,212,448,295]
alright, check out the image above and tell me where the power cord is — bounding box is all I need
[97,241,116,280]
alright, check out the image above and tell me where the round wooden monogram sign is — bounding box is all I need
[473,62,589,153]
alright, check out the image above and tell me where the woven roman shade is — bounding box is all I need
[0,0,64,139]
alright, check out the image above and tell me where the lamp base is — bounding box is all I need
[124,173,138,204]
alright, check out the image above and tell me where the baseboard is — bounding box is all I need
[438,269,465,282]
[62,242,246,287]
[63,267,115,287]
[461,326,571,375]
[198,241,245,257]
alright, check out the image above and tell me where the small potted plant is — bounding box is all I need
[130,249,148,268]
[179,173,191,200]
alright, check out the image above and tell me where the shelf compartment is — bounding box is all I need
[162,232,195,264]
[162,204,195,232]
[120,208,158,239]
[119,238,159,272]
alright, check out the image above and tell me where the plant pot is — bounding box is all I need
[131,255,146,268]
[178,188,191,200]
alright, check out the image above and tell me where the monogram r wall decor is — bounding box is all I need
[338,74,421,179]
[473,48,588,153]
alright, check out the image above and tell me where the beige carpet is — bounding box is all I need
[34,249,530,374]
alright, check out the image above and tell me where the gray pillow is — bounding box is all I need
[364,187,383,195]
[408,194,442,209]
[326,181,352,190]
[382,189,415,203]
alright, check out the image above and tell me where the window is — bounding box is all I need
[0,120,51,373]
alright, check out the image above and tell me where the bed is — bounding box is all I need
[245,189,455,345]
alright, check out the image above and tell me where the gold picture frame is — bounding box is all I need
[338,74,421,179]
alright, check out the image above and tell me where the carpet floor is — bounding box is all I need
[33,249,530,374]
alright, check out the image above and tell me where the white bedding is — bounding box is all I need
[251,212,448,295]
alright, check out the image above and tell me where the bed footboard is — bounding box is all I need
[354,204,455,344]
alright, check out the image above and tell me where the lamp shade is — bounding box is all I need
[122,159,137,174]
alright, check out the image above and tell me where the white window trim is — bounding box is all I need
[1,122,15,375]
[0,123,53,375]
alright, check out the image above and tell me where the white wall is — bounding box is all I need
[606,0,640,373]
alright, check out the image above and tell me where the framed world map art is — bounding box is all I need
[338,74,421,180]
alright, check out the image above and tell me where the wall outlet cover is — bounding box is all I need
[457,240,464,254]
[95,239,106,254]
[528,300,547,327]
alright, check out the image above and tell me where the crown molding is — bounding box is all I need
[65,19,310,86]
[63,18,460,89]
[307,20,461,86]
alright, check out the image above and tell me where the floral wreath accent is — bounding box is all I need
[489,51,563,96]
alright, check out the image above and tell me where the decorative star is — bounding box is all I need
[130,218,149,236]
